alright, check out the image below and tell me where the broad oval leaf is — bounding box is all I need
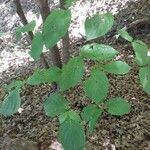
[81,104,102,134]
[43,9,71,49]
[16,20,36,40]
[44,93,69,117]
[59,118,85,150]
[118,28,133,42]
[5,80,25,91]
[29,32,43,60]
[84,69,109,103]
[85,13,114,40]
[139,67,150,94]
[27,67,61,85]
[0,89,21,116]
[59,110,81,124]
[102,61,131,74]
[105,97,130,116]
[58,57,84,91]
[132,40,150,66]
[80,43,118,61]
[64,0,74,9]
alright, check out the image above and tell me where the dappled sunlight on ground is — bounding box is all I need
[0,0,139,79]
[0,42,32,74]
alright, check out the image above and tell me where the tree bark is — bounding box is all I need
[36,0,62,68]
[61,31,70,64]
[13,0,34,39]
[13,0,49,69]
[60,0,71,64]
[35,0,50,21]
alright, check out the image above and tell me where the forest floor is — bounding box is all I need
[0,0,150,149]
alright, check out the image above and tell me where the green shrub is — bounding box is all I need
[118,28,150,94]
[1,9,149,150]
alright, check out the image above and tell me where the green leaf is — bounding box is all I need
[80,43,118,61]
[81,104,102,134]
[0,32,6,37]
[84,69,109,103]
[44,93,69,117]
[0,89,21,116]
[118,28,133,42]
[102,61,131,74]
[105,97,130,116]
[139,67,150,94]
[16,20,36,40]
[43,9,71,49]
[27,67,61,85]
[59,110,81,124]
[58,57,84,91]
[85,13,114,40]
[132,40,150,66]
[64,0,74,9]
[29,32,43,60]
[59,118,85,150]
[5,80,25,91]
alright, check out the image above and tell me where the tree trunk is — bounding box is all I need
[60,0,70,64]
[13,0,49,69]
[61,31,70,64]
[36,0,62,68]
[35,0,50,21]
[13,0,33,39]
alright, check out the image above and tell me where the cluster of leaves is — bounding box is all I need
[118,28,150,94]
[0,10,133,150]
[2,0,150,148]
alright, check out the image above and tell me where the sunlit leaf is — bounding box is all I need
[44,93,69,117]
[5,80,25,91]
[84,69,109,103]
[81,104,102,134]
[102,61,131,74]
[132,40,150,66]
[118,28,133,42]
[29,32,43,60]
[59,110,81,124]
[85,13,114,40]
[64,0,75,9]
[58,57,84,91]
[80,43,118,61]
[43,9,71,49]
[105,97,130,116]
[139,67,150,94]
[16,20,36,40]
[27,67,61,85]
[0,89,21,116]
[59,118,85,150]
